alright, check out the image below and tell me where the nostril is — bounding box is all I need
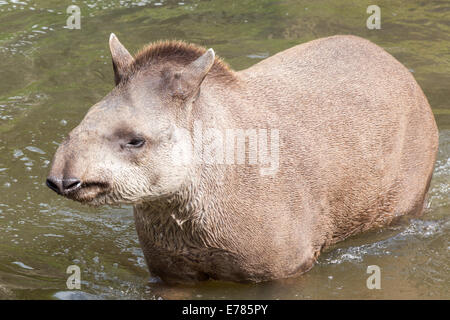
[46,177,62,194]
[62,178,81,192]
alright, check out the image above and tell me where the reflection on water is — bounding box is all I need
[0,0,449,299]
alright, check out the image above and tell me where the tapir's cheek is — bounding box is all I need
[170,140,193,166]
[167,127,193,166]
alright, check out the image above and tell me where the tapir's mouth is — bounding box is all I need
[65,181,111,205]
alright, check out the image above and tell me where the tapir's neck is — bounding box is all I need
[192,75,242,125]
[133,165,233,251]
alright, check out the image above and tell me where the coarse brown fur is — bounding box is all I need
[131,40,235,79]
[47,34,439,284]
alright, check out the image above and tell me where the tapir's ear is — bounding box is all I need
[170,48,215,100]
[109,33,134,85]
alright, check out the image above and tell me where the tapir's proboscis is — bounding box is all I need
[47,34,438,284]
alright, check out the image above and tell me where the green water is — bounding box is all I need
[0,0,448,299]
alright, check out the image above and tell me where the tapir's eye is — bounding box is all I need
[126,138,145,148]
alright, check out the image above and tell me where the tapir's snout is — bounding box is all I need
[46,141,83,196]
[46,176,82,195]
[45,168,111,204]
[46,136,112,204]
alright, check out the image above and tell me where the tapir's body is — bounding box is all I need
[47,35,439,283]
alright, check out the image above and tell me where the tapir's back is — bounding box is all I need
[236,35,438,244]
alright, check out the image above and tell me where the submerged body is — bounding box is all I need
[47,35,438,283]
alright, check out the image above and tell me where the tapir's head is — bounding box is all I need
[46,34,216,205]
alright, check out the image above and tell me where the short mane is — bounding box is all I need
[128,40,235,80]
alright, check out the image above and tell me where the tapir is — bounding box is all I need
[47,34,439,283]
